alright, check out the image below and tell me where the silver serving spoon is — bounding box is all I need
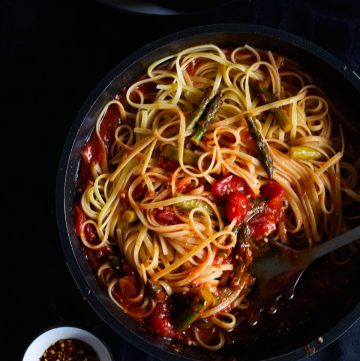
[246,225,360,325]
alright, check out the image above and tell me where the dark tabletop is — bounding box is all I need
[3,0,360,360]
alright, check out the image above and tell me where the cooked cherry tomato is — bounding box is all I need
[260,182,285,200]
[153,207,179,225]
[225,192,249,224]
[212,174,250,199]
[249,182,285,240]
[149,302,175,338]
[248,215,277,240]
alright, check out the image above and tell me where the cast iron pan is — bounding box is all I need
[56,24,360,361]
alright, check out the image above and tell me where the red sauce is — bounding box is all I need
[77,103,121,191]
[132,181,147,200]
[84,246,113,272]
[176,178,197,194]
[185,58,203,76]
[119,275,140,298]
[158,155,179,172]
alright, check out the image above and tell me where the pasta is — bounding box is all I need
[74,44,360,349]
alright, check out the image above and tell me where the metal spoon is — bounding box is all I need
[246,225,360,325]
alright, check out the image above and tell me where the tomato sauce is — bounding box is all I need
[158,155,179,172]
[77,103,121,191]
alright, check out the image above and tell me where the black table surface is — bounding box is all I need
[3,0,360,360]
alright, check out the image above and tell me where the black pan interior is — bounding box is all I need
[56,24,360,361]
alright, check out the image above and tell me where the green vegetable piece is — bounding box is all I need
[175,288,214,331]
[274,108,291,133]
[176,197,215,217]
[245,115,274,179]
[191,92,223,144]
[162,145,198,166]
[187,89,213,130]
[255,83,292,132]
[289,146,323,160]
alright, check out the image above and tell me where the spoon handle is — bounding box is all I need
[310,225,360,261]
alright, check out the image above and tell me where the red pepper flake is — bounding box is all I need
[40,338,100,361]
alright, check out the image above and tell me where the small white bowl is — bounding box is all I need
[22,326,114,361]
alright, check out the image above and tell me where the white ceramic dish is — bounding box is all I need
[22,326,114,361]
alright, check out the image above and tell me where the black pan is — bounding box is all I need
[56,24,360,361]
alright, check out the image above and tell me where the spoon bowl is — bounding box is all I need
[247,225,360,325]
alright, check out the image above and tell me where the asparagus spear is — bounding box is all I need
[175,287,214,331]
[176,197,215,217]
[162,144,198,166]
[186,89,213,130]
[255,83,292,132]
[191,92,223,144]
[289,146,323,160]
[245,115,274,179]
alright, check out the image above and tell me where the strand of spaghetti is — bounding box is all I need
[244,61,279,110]
[141,194,216,210]
[171,245,214,287]
[176,108,218,178]
[342,188,360,202]
[244,91,306,116]
[210,313,237,329]
[98,159,138,226]
[151,230,235,281]
[315,152,343,176]
[110,136,154,181]
[141,139,157,175]
[93,100,129,171]
[194,328,225,351]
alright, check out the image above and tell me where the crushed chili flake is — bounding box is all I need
[40,338,99,361]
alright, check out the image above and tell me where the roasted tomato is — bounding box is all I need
[225,192,249,224]
[261,181,285,200]
[148,302,175,338]
[249,182,285,240]
[153,206,179,225]
[212,174,251,199]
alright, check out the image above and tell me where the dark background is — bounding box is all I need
[3,0,359,360]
